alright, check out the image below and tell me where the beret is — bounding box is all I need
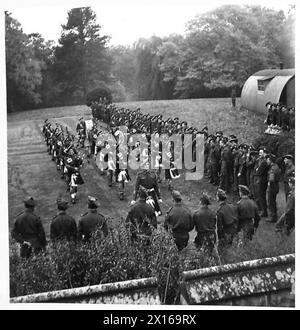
[172,190,182,201]
[88,196,98,208]
[217,189,227,199]
[283,154,294,161]
[57,198,68,210]
[24,197,36,208]
[239,185,250,195]
[200,193,211,205]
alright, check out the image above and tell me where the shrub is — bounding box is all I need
[9,219,181,303]
[86,85,112,106]
[9,219,295,302]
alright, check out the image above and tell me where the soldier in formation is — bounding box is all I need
[164,190,194,251]
[275,177,295,235]
[90,100,294,230]
[192,193,216,253]
[126,186,157,241]
[11,197,46,258]
[50,198,77,242]
[42,120,85,203]
[78,196,108,242]
[237,185,260,241]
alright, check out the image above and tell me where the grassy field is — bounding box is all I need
[7,98,294,264]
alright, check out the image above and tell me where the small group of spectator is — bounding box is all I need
[264,102,295,132]
[11,196,108,258]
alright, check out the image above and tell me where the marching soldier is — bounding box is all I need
[11,197,46,258]
[237,185,260,242]
[78,196,108,242]
[192,193,217,253]
[164,190,193,251]
[253,147,269,218]
[76,117,87,148]
[87,126,99,158]
[266,154,281,223]
[126,186,157,240]
[50,199,77,242]
[132,162,162,216]
[216,189,238,248]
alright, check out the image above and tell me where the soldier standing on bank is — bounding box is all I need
[237,185,260,242]
[126,187,157,240]
[192,193,217,253]
[231,86,237,107]
[164,190,194,251]
[11,197,46,258]
[275,177,295,235]
[78,196,108,242]
[253,147,269,218]
[216,189,238,248]
[220,137,234,193]
[208,136,220,186]
[283,155,295,201]
[266,154,281,223]
[50,199,77,242]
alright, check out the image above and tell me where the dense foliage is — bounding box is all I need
[86,86,112,106]
[5,4,295,110]
[10,218,294,303]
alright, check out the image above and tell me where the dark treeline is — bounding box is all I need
[5,5,295,112]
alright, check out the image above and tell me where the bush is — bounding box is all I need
[86,85,112,106]
[10,219,295,303]
[10,219,181,303]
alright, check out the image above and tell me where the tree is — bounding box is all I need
[109,45,137,100]
[178,5,284,95]
[5,12,44,112]
[27,33,57,107]
[53,7,111,104]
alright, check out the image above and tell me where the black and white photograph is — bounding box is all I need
[1,0,297,309]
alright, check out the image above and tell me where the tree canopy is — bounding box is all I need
[5,4,295,111]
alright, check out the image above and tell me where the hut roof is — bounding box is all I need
[253,68,295,77]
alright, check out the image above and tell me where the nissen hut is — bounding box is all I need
[241,68,295,114]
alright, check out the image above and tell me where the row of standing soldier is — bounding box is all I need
[91,100,295,226]
[11,196,108,258]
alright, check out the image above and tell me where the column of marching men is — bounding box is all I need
[11,100,295,259]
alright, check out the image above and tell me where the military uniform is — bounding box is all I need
[11,201,46,258]
[208,142,220,185]
[253,156,269,216]
[283,162,295,201]
[126,197,157,238]
[193,205,216,252]
[237,194,260,241]
[220,145,233,192]
[164,201,193,251]
[216,201,238,247]
[134,169,162,215]
[246,151,257,196]
[267,162,281,222]
[275,188,295,234]
[50,210,77,242]
[78,197,108,242]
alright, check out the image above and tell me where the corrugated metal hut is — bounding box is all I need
[241,68,295,114]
